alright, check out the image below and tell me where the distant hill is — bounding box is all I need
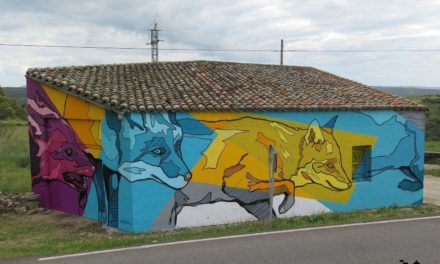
[0,86,26,120]
[3,87,26,105]
[375,86,440,97]
[407,95,440,141]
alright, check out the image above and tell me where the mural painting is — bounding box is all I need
[27,79,424,232]
[168,115,352,226]
[27,80,95,215]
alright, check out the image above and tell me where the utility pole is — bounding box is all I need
[280,39,284,65]
[149,22,161,62]
[268,144,277,221]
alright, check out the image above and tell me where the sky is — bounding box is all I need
[1,0,440,87]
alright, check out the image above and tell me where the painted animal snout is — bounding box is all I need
[324,177,351,191]
[184,172,192,181]
[117,161,191,189]
[297,161,352,191]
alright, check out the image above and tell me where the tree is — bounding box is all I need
[0,86,27,120]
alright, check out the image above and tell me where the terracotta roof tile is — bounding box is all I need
[26,60,426,113]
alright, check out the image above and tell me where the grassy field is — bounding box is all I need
[0,119,27,126]
[0,125,30,193]
[425,169,440,177]
[0,204,439,259]
[426,140,440,152]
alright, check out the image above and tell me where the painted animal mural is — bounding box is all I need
[92,111,192,227]
[27,79,425,232]
[168,115,352,225]
[27,80,95,215]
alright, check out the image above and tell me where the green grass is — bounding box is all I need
[0,125,31,193]
[0,119,27,126]
[425,169,440,177]
[0,204,439,259]
[426,140,440,152]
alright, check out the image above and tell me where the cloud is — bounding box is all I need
[0,0,439,87]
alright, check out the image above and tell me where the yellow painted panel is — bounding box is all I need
[68,119,102,157]
[88,103,105,120]
[68,120,99,146]
[64,95,91,119]
[189,112,376,203]
[42,84,67,115]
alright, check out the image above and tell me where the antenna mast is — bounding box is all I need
[149,22,161,62]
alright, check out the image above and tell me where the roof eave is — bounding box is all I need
[25,74,126,117]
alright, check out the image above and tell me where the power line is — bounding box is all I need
[1,43,440,53]
[0,43,146,50]
[286,49,440,53]
[0,43,278,52]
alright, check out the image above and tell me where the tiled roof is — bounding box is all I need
[26,60,426,113]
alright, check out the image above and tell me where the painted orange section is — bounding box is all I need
[256,132,276,147]
[43,84,105,157]
[64,95,91,120]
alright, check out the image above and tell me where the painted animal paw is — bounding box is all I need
[278,195,295,214]
[246,173,265,192]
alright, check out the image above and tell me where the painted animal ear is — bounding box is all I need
[322,115,338,134]
[105,111,121,133]
[101,112,121,171]
[168,112,178,125]
[125,113,145,130]
[305,120,325,145]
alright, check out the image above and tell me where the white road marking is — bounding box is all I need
[39,215,440,261]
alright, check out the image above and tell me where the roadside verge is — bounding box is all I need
[1,204,440,260]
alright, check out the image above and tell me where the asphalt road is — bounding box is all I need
[4,216,440,264]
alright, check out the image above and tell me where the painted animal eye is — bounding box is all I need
[152,148,166,156]
[64,147,73,157]
[327,163,334,169]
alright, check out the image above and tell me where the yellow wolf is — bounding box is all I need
[172,114,352,221]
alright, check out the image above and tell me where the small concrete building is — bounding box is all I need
[26,61,426,232]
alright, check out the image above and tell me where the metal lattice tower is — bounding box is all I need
[149,23,161,62]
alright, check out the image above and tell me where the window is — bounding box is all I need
[352,146,371,182]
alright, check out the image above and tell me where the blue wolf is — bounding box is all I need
[92,112,192,228]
